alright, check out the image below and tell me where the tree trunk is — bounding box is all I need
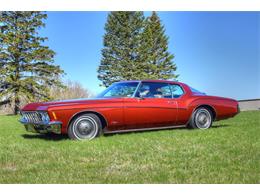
[14,96,20,115]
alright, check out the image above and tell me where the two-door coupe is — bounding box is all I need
[20,80,239,140]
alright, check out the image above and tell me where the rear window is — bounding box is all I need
[190,87,206,95]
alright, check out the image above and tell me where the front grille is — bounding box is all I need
[21,111,44,124]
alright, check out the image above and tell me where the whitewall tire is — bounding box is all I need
[68,113,102,140]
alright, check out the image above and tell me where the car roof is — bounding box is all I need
[116,80,192,96]
[117,79,184,85]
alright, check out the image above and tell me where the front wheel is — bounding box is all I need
[188,107,213,129]
[68,113,102,140]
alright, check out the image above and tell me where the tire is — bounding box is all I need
[68,113,102,140]
[188,107,213,129]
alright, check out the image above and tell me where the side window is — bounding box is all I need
[136,82,172,98]
[170,84,184,98]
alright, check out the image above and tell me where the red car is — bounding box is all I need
[20,80,239,140]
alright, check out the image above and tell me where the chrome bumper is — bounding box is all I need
[20,119,62,134]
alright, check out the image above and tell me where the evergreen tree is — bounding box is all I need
[98,11,145,87]
[141,11,178,80]
[0,11,64,114]
[98,11,178,87]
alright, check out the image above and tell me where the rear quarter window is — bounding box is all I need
[170,84,184,98]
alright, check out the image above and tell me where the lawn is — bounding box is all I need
[0,111,259,183]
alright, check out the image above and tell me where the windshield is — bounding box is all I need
[96,82,139,98]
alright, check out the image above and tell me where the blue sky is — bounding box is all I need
[41,12,259,100]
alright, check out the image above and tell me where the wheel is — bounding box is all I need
[68,113,102,140]
[188,107,213,129]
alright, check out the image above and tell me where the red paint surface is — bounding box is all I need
[21,80,239,134]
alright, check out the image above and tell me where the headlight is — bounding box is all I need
[40,111,50,123]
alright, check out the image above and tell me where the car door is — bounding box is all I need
[123,82,178,130]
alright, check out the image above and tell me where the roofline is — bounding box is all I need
[116,79,191,96]
[117,79,182,84]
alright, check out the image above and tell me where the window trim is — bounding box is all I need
[132,81,142,97]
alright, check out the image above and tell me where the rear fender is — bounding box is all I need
[188,97,238,120]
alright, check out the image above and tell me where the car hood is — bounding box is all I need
[21,98,123,111]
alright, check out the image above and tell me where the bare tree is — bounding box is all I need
[0,80,92,115]
[50,80,92,101]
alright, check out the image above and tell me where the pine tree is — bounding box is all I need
[141,11,178,80]
[0,11,64,114]
[98,11,145,87]
[98,11,178,87]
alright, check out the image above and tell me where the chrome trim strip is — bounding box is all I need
[132,81,142,97]
[104,125,186,134]
[123,106,178,110]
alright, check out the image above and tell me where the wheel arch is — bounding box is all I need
[68,110,108,130]
[193,104,217,121]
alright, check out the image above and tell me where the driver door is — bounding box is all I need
[123,82,178,130]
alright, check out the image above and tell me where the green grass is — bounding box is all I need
[0,111,259,184]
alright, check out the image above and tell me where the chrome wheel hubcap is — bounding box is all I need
[195,109,211,129]
[72,116,98,140]
[78,121,92,134]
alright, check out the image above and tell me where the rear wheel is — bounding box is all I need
[188,107,213,129]
[68,113,102,140]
